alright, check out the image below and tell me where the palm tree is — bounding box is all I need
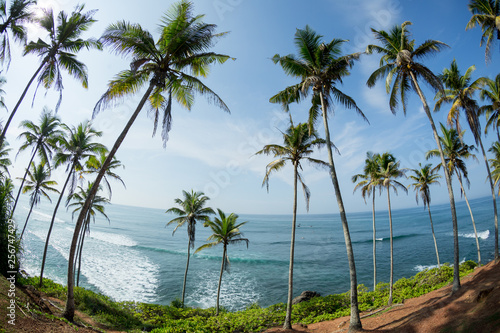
[256,121,328,329]
[270,25,366,331]
[479,73,500,142]
[166,190,215,306]
[0,0,36,68]
[64,0,232,321]
[466,0,500,63]
[10,108,62,220]
[18,161,58,240]
[0,140,10,177]
[489,141,500,194]
[377,152,407,306]
[435,59,498,262]
[67,181,109,287]
[195,209,248,315]
[427,124,481,266]
[0,4,100,147]
[39,121,105,287]
[408,163,442,267]
[352,151,382,291]
[365,21,461,292]
[83,151,125,200]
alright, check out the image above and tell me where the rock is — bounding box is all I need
[292,290,321,305]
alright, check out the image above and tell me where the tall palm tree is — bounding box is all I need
[64,0,232,321]
[195,209,248,316]
[10,108,62,220]
[427,124,481,266]
[67,181,109,287]
[0,0,36,68]
[408,163,442,267]
[39,121,105,287]
[365,21,461,292]
[377,152,407,306]
[256,121,328,329]
[0,4,100,147]
[352,151,382,291]
[270,25,366,331]
[479,73,500,142]
[435,59,498,262]
[18,161,58,240]
[166,190,215,306]
[466,0,500,63]
[83,151,125,200]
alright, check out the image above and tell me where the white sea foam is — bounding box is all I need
[186,269,260,311]
[414,264,440,272]
[88,230,138,247]
[458,230,490,240]
[31,209,65,223]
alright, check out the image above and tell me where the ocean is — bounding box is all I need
[14,194,496,311]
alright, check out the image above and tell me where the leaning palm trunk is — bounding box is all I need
[427,206,440,267]
[64,82,155,321]
[182,240,191,305]
[319,91,361,330]
[19,200,35,240]
[386,185,394,306]
[283,162,298,329]
[75,220,89,287]
[40,163,75,287]
[372,191,377,291]
[0,62,45,147]
[216,245,226,315]
[409,72,461,292]
[10,146,38,220]
[477,137,498,261]
[456,173,481,266]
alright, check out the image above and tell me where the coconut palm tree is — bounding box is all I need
[18,161,58,240]
[466,0,500,63]
[67,181,109,287]
[0,4,100,147]
[377,152,407,306]
[365,21,461,292]
[489,141,500,194]
[408,163,442,267]
[352,151,382,291]
[256,121,328,329]
[83,151,125,200]
[0,0,36,68]
[166,190,215,306]
[195,209,248,316]
[10,108,62,220]
[435,59,498,262]
[64,1,232,321]
[427,124,481,266]
[270,25,366,330]
[39,121,105,287]
[479,73,500,142]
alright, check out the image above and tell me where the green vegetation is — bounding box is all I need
[16,261,477,333]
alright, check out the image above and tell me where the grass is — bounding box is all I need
[16,260,477,333]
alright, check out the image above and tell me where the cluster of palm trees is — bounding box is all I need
[166,190,248,316]
[1,0,500,331]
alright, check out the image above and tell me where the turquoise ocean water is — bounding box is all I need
[14,195,496,311]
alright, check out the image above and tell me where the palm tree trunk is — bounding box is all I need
[39,162,75,287]
[64,82,155,321]
[427,206,440,268]
[456,174,481,266]
[0,62,45,147]
[216,245,226,316]
[182,240,191,306]
[76,222,88,287]
[372,191,377,291]
[478,137,498,261]
[19,200,35,241]
[318,91,361,331]
[386,185,394,306]
[409,72,460,292]
[10,147,38,220]
[283,163,298,329]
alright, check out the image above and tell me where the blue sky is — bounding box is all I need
[4,0,500,215]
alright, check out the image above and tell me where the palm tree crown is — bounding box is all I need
[479,73,500,140]
[466,0,500,63]
[408,163,441,208]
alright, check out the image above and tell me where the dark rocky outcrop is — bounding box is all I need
[292,290,321,305]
